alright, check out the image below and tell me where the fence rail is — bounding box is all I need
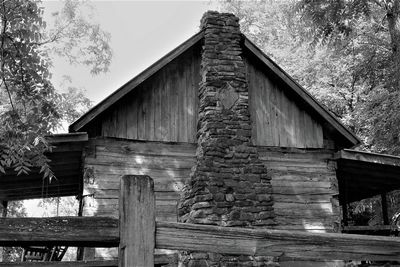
[1,175,400,266]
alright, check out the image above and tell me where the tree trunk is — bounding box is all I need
[386,0,400,90]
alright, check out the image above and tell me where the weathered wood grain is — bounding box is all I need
[119,176,155,267]
[156,221,400,261]
[246,54,325,148]
[336,149,400,167]
[84,140,339,233]
[0,217,119,247]
[2,217,400,261]
[243,37,360,147]
[342,225,392,232]
[95,42,200,143]
[70,31,203,133]
[259,148,338,232]
[0,261,118,267]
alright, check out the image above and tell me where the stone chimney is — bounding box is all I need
[179,11,277,266]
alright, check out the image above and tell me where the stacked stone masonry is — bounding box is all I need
[179,11,277,267]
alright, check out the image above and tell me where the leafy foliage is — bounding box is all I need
[0,0,59,179]
[294,0,400,152]
[0,0,110,180]
[218,0,400,153]
[43,0,112,75]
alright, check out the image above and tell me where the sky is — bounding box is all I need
[42,0,218,104]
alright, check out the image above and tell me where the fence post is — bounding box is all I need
[119,175,155,267]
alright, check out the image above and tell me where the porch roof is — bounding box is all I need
[335,149,400,203]
[0,133,88,201]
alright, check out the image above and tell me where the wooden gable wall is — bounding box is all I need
[84,42,201,143]
[245,54,326,149]
[83,41,338,149]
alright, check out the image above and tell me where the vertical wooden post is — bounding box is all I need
[76,194,84,261]
[338,171,349,226]
[381,193,389,225]
[1,201,7,218]
[0,201,7,262]
[119,175,155,267]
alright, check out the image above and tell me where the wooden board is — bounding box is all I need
[83,139,194,223]
[70,31,203,133]
[243,37,360,147]
[119,176,155,266]
[245,55,325,148]
[259,148,338,232]
[84,139,339,233]
[2,217,400,261]
[92,43,201,143]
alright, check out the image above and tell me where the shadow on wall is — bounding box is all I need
[82,136,340,260]
[259,147,339,233]
[81,138,195,260]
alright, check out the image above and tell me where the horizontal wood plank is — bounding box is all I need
[0,253,177,266]
[0,217,119,247]
[0,261,118,267]
[342,225,392,232]
[2,217,400,261]
[156,221,400,261]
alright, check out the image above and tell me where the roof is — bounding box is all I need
[0,133,88,201]
[335,149,400,203]
[69,31,360,147]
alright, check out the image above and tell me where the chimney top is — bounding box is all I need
[200,11,240,31]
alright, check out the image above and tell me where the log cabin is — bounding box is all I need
[2,11,400,266]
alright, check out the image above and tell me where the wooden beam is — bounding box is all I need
[335,149,400,167]
[342,225,392,232]
[45,132,88,143]
[0,261,117,267]
[156,221,400,261]
[381,193,389,225]
[1,201,7,218]
[243,37,360,146]
[0,217,119,247]
[0,253,177,266]
[2,218,400,260]
[119,175,155,267]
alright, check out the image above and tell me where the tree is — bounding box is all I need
[0,0,111,179]
[295,0,400,153]
[296,0,400,88]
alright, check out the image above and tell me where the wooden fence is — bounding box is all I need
[1,175,400,266]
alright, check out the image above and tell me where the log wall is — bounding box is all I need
[81,138,338,260]
[82,138,195,222]
[83,138,338,232]
[258,147,340,232]
[82,138,195,260]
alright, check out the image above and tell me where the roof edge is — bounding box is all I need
[69,30,205,132]
[335,149,400,167]
[242,36,361,147]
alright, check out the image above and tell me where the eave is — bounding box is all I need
[0,133,88,201]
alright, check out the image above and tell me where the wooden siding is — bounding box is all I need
[96,44,200,143]
[246,56,324,148]
[82,138,195,222]
[258,147,339,232]
[83,138,338,232]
